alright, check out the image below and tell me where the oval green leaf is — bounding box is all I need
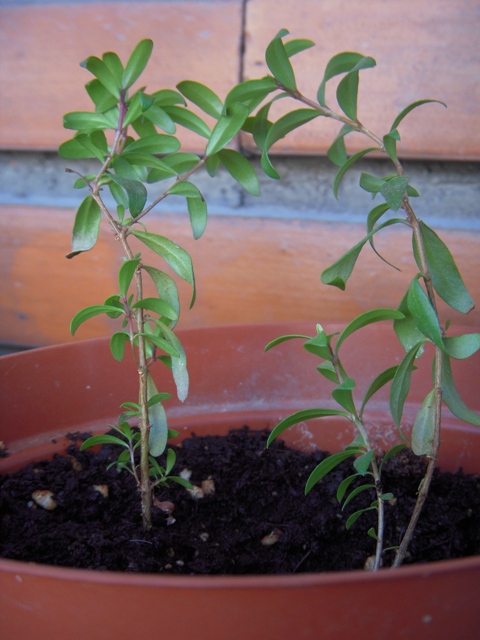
[305,449,363,494]
[265,30,296,91]
[407,277,444,349]
[411,389,436,456]
[417,221,474,314]
[122,39,153,90]
[70,304,124,335]
[267,408,349,447]
[206,103,249,156]
[131,230,194,286]
[67,195,102,258]
[218,149,260,196]
[176,81,223,118]
[335,308,404,353]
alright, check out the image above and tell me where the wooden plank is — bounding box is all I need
[1,204,479,347]
[243,0,480,160]
[0,1,242,151]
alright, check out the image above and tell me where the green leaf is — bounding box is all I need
[143,266,180,322]
[70,304,124,335]
[111,155,141,180]
[380,175,409,211]
[327,124,356,167]
[366,202,401,269]
[360,365,399,417]
[317,362,339,383]
[81,56,121,98]
[345,506,376,530]
[265,29,297,91]
[155,323,189,402]
[102,51,124,86]
[379,443,407,473]
[160,152,201,175]
[110,331,130,362]
[305,449,363,494]
[336,71,361,121]
[186,196,208,240]
[443,333,480,359]
[394,291,427,353]
[146,374,168,457]
[336,473,360,502]
[411,389,436,456]
[349,449,375,476]
[162,105,211,138]
[140,104,176,134]
[85,79,118,112]
[131,230,194,287]
[141,333,179,358]
[224,77,278,110]
[264,333,312,352]
[206,103,249,156]
[360,172,384,195]
[122,39,153,89]
[441,355,480,425]
[132,297,178,322]
[284,38,315,57]
[335,308,404,353]
[152,89,186,107]
[407,278,444,349]
[304,328,332,361]
[333,147,379,198]
[390,99,447,131]
[205,154,221,177]
[267,408,350,447]
[218,149,260,196]
[168,181,207,239]
[416,221,474,314]
[389,343,423,427]
[343,482,375,507]
[67,195,101,258]
[332,377,357,414]
[176,81,223,118]
[317,52,376,106]
[261,109,321,179]
[321,242,364,291]
[168,181,202,198]
[59,132,107,161]
[118,258,139,297]
[80,434,129,451]
[108,174,147,216]
[383,129,400,164]
[124,134,180,155]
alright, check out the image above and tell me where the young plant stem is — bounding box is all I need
[80,94,210,530]
[331,349,385,570]
[392,199,443,567]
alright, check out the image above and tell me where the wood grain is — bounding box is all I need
[0,1,243,151]
[243,0,480,159]
[1,204,478,347]
[1,1,479,159]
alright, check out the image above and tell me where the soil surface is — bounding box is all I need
[1,427,479,574]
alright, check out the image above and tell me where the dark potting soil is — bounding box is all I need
[1,427,479,575]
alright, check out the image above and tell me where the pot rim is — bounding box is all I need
[1,552,479,588]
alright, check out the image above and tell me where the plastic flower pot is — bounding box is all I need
[1,323,479,639]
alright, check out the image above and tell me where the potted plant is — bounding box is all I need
[1,32,479,639]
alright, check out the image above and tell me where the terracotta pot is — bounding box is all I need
[1,323,479,639]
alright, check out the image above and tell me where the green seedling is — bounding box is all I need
[60,40,263,529]
[243,30,480,569]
